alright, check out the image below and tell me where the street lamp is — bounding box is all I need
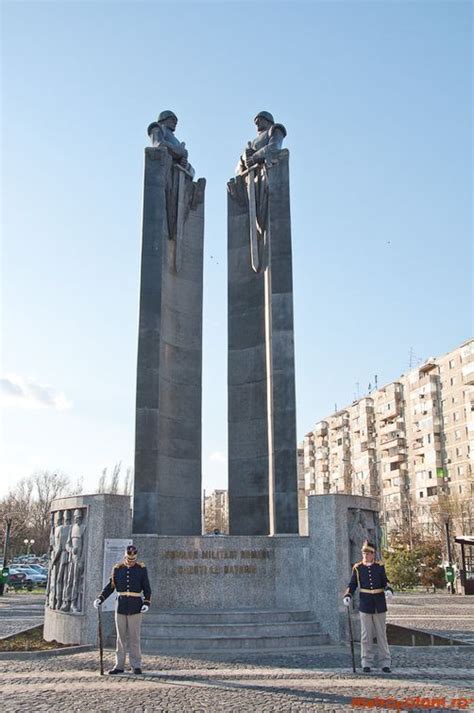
[23,538,35,555]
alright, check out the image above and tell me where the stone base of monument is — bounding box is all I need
[43,494,132,647]
[108,609,328,653]
[44,493,380,652]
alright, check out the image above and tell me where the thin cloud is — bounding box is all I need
[209,451,226,464]
[0,375,72,411]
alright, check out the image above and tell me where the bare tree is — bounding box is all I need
[123,467,133,496]
[97,468,107,494]
[110,462,121,494]
[0,471,75,556]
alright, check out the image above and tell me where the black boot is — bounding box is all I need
[133,668,142,675]
[363,667,371,673]
[108,668,124,675]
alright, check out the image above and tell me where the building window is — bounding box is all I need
[456,447,462,457]
[455,429,461,440]
[459,485,463,494]
[428,470,433,479]
[458,465,464,476]
[427,486,437,497]
[450,377,456,386]
[453,412,459,422]
[449,359,455,369]
[419,491,424,498]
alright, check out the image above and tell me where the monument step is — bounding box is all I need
[142,609,314,624]
[140,621,322,638]
[139,631,329,653]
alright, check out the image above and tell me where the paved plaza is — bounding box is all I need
[0,593,45,639]
[1,592,473,711]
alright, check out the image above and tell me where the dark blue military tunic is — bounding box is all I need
[99,562,152,615]
[345,561,392,614]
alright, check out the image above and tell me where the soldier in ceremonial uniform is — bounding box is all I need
[343,540,393,673]
[94,544,151,675]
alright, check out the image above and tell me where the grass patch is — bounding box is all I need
[10,588,46,596]
[0,625,74,652]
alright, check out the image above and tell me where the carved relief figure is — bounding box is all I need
[349,509,369,566]
[147,110,195,177]
[62,508,86,613]
[236,111,287,176]
[233,111,287,273]
[46,510,61,609]
[47,510,72,610]
[147,110,196,271]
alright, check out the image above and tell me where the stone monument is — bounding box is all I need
[132,110,206,536]
[44,113,384,656]
[227,111,298,535]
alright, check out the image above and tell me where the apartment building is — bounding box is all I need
[203,489,229,534]
[300,338,474,539]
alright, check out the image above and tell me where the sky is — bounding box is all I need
[1,0,472,498]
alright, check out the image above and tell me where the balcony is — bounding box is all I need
[463,362,474,385]
[380,434,406,447]
[314,421,328,436]
[330,413,350,430]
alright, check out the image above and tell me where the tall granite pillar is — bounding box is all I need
[228,126,298,535]
[133,124,206,535]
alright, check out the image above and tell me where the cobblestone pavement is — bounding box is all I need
[1,593,474,710]
[1,647,473,711]
[0,593,44,639]
[388,592,474,644]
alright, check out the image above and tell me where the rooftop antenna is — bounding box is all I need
[374,374,378,390]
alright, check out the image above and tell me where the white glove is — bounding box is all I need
[385,590,393,601]
[343,596,351,607]
[140,604,149,613]
[93,598,102,609]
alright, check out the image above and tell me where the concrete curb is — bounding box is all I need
[0,644,94,660]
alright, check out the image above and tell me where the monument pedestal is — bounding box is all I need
[44,493,379,651]
[43,494,131,646]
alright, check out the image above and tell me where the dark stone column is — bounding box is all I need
[227,150,298,535]
[228,177,269,535]
[133,147,205,535]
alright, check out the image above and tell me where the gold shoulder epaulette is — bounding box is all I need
[115,562,126,569]
[353,560,362,569]
[137,561,146,568]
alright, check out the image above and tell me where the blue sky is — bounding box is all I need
[1,0,472,497]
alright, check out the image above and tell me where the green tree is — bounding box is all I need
[414,541,445,590]
[383,548,419,590]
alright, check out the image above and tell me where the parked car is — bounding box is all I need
[28,564,48,576]
[6,569,31,591]
[13,566,47,588]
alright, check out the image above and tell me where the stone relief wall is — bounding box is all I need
[348,507,381,566]
[46,506,87,614]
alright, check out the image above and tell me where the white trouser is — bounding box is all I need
[360,611,391,668]
[115,612,142,669]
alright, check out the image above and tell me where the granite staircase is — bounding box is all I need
[113,609,330,653]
